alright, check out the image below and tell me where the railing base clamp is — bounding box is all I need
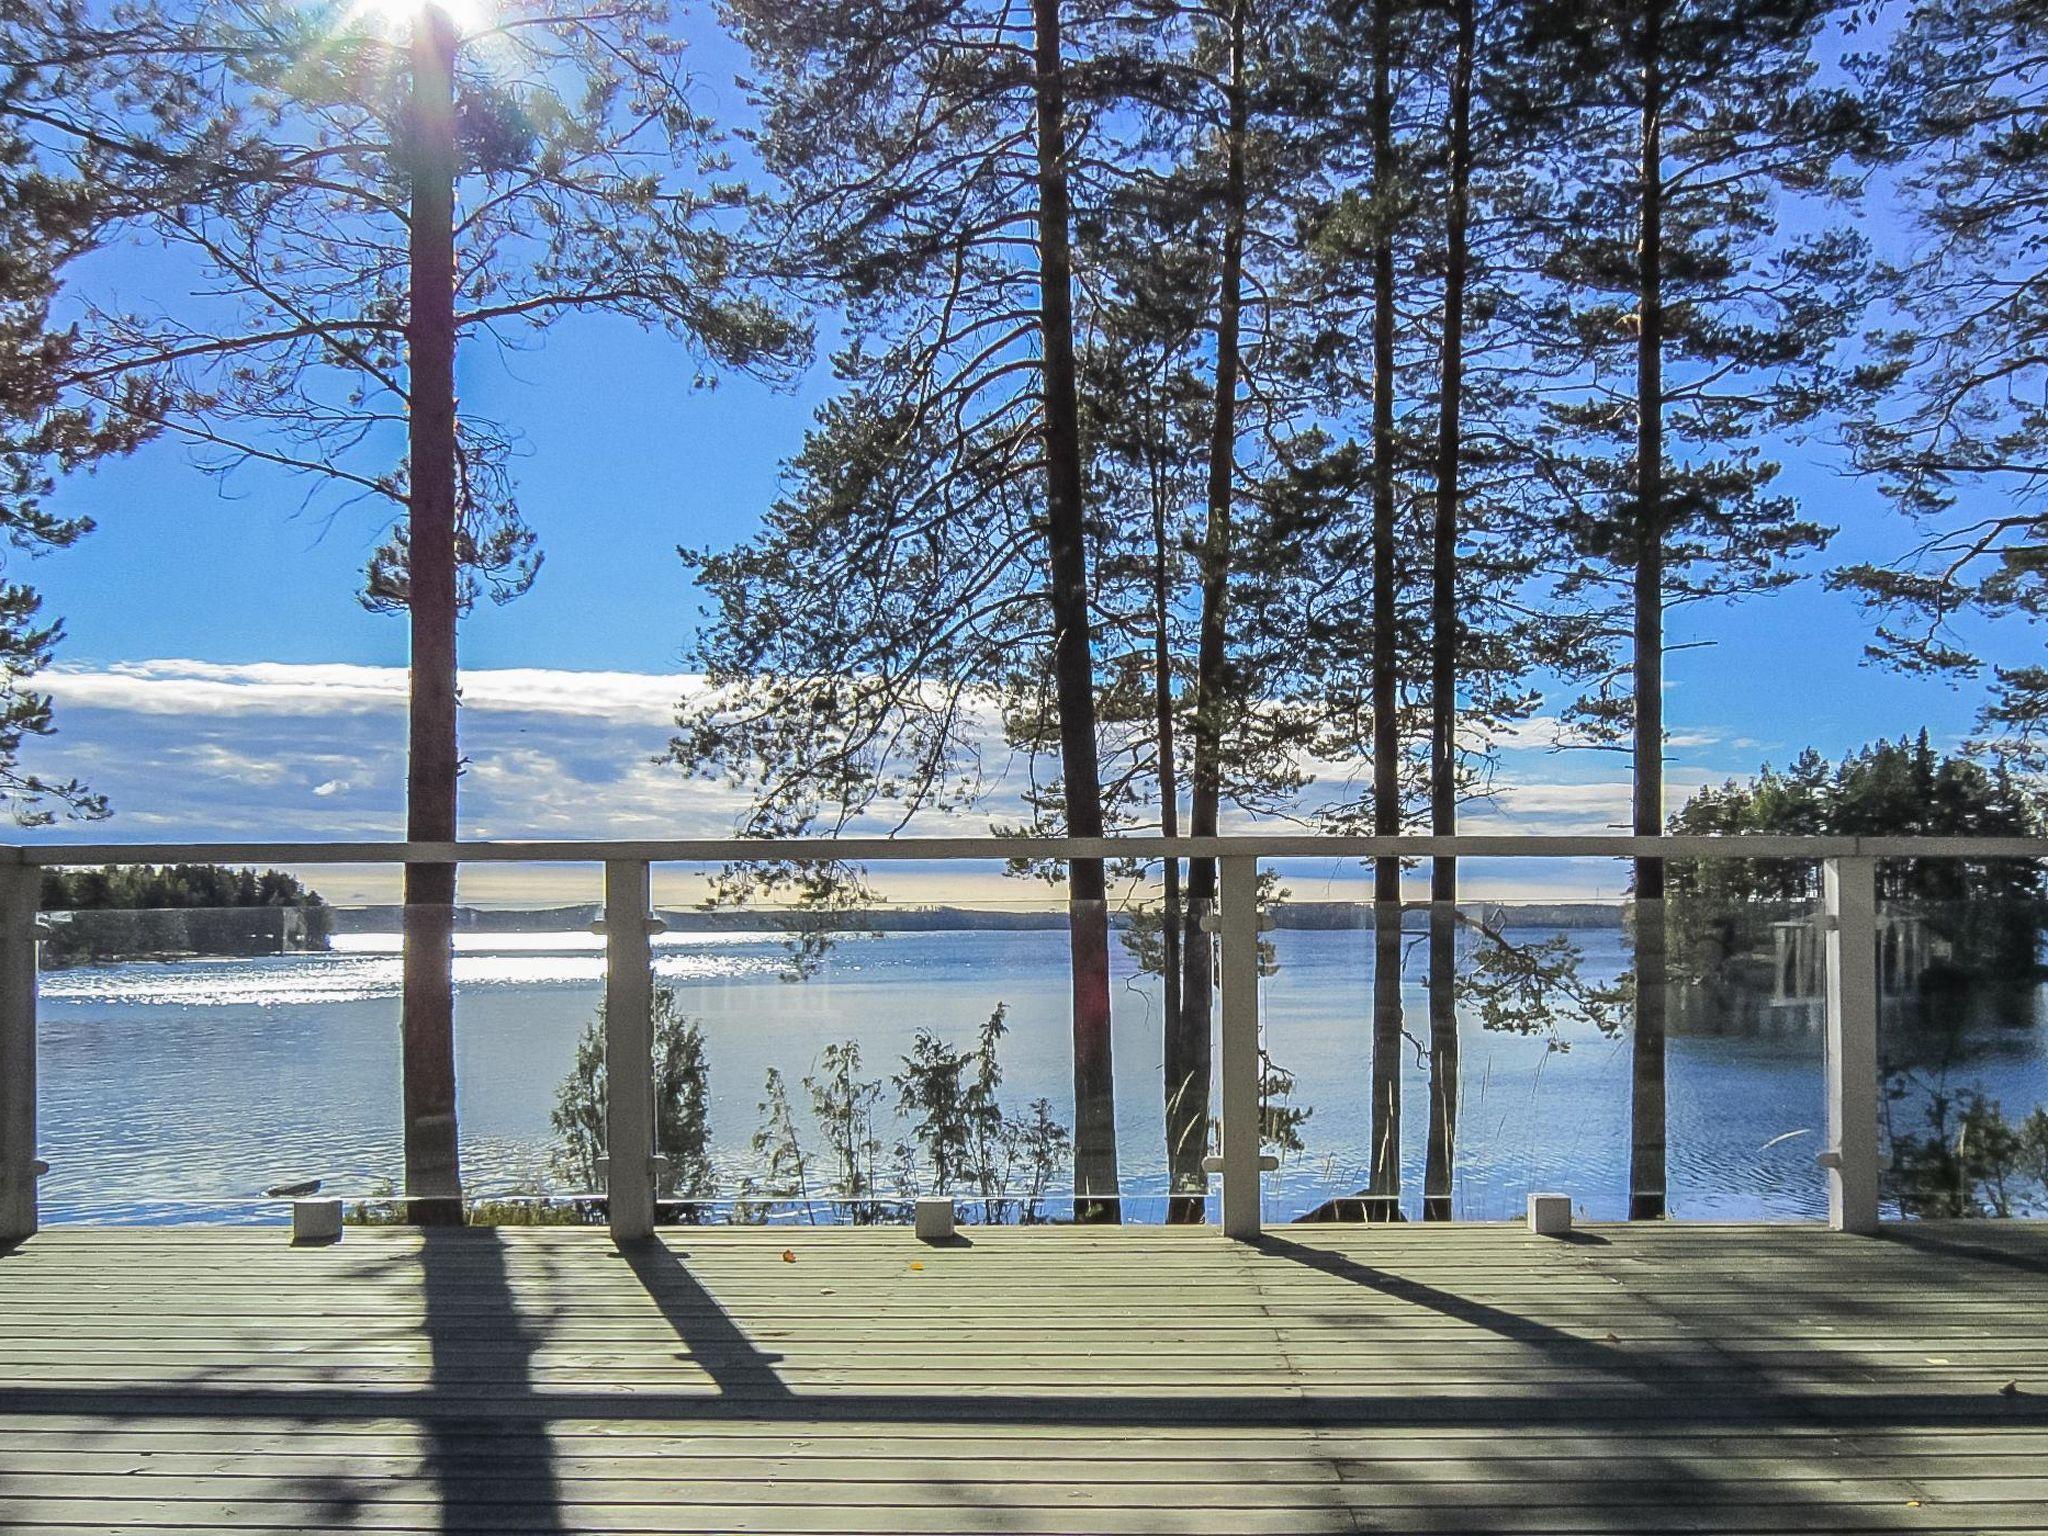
[914,1197,955,1241]
[1527,1192,1573,1236]
[291,1199,343,1245]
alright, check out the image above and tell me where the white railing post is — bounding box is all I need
[603,859,657,1241]
[1218,854,1262,1240]
[0,862,39,1243]
[1822,856,1880,1234]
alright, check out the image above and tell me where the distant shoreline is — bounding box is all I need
[329,900,1627,936]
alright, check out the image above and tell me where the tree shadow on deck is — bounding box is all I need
[417,1226,567,1532]
[3,1227,2044,1535]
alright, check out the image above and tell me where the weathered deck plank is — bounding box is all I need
[0,1222,2042,1533]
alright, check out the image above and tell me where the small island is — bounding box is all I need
[40,865,334,969]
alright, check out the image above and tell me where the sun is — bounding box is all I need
[342,0,490,41]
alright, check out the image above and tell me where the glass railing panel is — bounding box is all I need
[1878,885,2048,1220]
[1659,880,1829,1220]
[1253,872,1640,1223]
[1243,859,1837,1223]
[641,863,1103,1226]
[1252,898,1375,1223]
[37,900,402,1223]
[1435,891,1637,1222]
[428,869,606,1222]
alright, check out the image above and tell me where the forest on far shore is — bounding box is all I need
[38,865,333,967]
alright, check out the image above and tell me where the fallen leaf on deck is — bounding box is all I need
[908,1261,925,1272]
[781,1249,796,1263]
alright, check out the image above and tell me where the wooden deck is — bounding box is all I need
[0,1222,2044,1534]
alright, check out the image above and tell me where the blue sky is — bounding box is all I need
[13,6,2035,905]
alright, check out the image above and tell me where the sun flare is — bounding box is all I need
[342,0,489,40]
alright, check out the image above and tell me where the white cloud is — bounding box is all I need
[39,658,710,724]
[1486,715,1573,753]
[42,660,406,717]
[463,668,707,722]
[16,657,1759,904]
[176,742,294,786]
[15,661,830,899]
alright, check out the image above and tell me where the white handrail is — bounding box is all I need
[11,832,2048,865]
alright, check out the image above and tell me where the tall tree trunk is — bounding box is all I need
[1171,0,1250,1226]
[1629,9,1668,1222]
[1033,0,1119,1223]
[1366,0,1404,1220]
[1422,0,1473,1225]
[1151,406,1194,1222]
[400,0,463,1226]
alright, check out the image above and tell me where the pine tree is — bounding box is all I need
[1075,153,1212,1213]
[1838,0,2048,760]
[1173,0,1256,1223]
[1081,0,1364,1215]
[1363,0,1407,1219]
[1518,0,1869,1217]
[1422,0,1476,1222]
[1410,0,1629,1219]
[684,0,1142,1219]
[61,0,801,1217]
[0,1,176,824]
[1285,0,1602,1222]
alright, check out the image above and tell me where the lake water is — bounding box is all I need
[34,925,2048,1224]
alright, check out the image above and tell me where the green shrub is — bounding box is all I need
[549,987,714,1211]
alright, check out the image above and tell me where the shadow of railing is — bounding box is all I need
[1881,1223,2048,1277]
[2,1372,2037,1430]
[617,1237,793,1400]
[1254,1235,1632,1351]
